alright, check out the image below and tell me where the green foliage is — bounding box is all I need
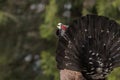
[82,8,91,16]
[40,51,59,80]
[0,11,18,25]
[40,0,59,40]
[0,55,7,64]
[0,11,8,25]
[108,67,120,80]
[96,0,120,20]
[39,0,59,80]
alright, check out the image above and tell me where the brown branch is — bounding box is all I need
[60,69,85,80]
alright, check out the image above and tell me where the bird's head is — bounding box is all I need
[57,23,62,29]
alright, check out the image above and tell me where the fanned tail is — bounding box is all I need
[56,15,120,80]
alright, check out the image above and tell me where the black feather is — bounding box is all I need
[56,15,120,80]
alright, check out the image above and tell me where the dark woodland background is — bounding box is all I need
[0,0,120,80]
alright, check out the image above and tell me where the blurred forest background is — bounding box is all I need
[0,0,120,80]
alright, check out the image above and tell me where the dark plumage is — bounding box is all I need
[56,15,120,80]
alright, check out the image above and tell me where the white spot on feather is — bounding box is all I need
[88,35,92,38]
[110,66,113,69]
[65,63,72,66]
[105,68,108,72]
[99,63,104,67]
[101,30,104,32]
[89,57,92,60]
[85,29,88,32]
[68,41,72,48]
[65,56,70,59]
[91,68,95,70]
[89,50,92,53]
[96,68,103,73]
[109,58,111,60]
[109,63,112,66]
[65,50,69,53]
[89,62,93,64]
[82,45,85,47]
[86,71,94,74]
[96,53,99,56]
[103,43,106,46]
[117,47,120,51]
[117,39,120,43]
[99,58,102,61]
[106,30,110,33]
[92,53,95,55]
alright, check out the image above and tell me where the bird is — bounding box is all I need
[56,23,69,37]
[56,15,120,80]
